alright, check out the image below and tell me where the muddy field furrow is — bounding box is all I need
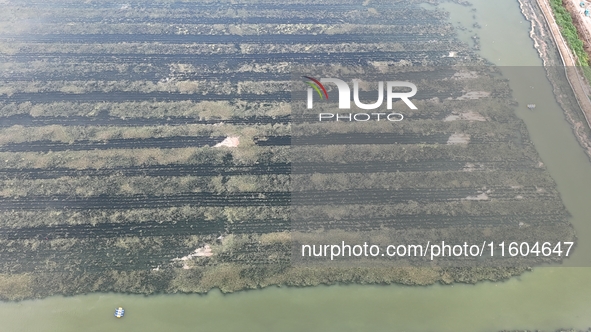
[0,161,540,180]
[256,134,519,146]
[0,92,292,103]
[0,33,453,44]
[0,187,556,210]
[0,133,522,152]
[0,137,227,152]
[0,114,291,127]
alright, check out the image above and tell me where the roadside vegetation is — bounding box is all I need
[551,0,589,64]
[549,0,591,81]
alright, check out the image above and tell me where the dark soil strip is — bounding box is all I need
[0,218,287,240]
[0,136,227,152]
[46,17,441,25]
[0,92,291,103]
[4,71,289,84]
[0,114,291,128]
[1,53,457,81]
[6,0,419,9]
[0,220,226,240]
[0,187,552,210]
[1,52,462,84]
[0,192,292,209]
[0,88,468,104]
[0,112,452,128]
[0,161,539,180]
[0,33,452,44]
[0,163,294,179]
[3,3,414,10]
[256,134,515,146]
[291,213,568,231]
[258,134,449,146]
[0,213,566,240]
[4,51,454,63]
[0,133,515,152]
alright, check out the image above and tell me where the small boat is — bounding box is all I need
[527,104,536,109]
[114,307,125,318]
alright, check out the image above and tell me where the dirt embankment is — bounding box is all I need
[522,0,591,159]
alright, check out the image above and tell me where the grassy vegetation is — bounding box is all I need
[550,0,590,68]
[0,100,291,119]
[0,1,576,300]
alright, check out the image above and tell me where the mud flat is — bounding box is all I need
[0,0,576,300]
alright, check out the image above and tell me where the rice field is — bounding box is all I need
[0,0,574,299]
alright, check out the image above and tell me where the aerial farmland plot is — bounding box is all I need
[0,0,575,299]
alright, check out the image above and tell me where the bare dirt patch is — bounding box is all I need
[452,91,491,100]
[444,110,487,122]
[451,71,478,79]
[214,136,240,148]
[446,133,471,145]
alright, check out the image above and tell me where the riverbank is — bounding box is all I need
[524,0,591,159]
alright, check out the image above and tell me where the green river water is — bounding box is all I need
[2,0,591,331]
